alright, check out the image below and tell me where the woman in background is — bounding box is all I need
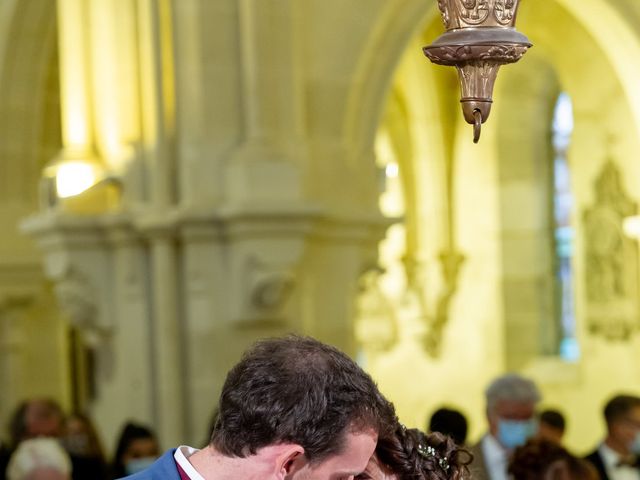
[63,413,108,480]
[110,423,160,479]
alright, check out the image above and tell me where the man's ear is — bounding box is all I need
[275,444,306,479]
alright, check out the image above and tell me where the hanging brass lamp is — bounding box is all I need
[424,1,531,143]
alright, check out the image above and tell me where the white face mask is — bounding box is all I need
[125,457,156,475]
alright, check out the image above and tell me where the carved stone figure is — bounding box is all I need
[354,268,398,353]
[583,161,639,340]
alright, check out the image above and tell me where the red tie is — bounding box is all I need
[175,460,191,480]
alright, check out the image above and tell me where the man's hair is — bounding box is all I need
[485,373,541,413]
[428,407,468,445]
[603,394,640,426]
[539,409,565,432]
[210,335,396,462]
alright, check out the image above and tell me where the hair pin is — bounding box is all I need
[417,443,450,472]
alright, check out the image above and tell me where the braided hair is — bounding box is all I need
[374,426,472,480]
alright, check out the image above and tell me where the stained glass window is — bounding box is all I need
[552,93,579,361]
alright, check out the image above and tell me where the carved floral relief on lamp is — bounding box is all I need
[424,0,532,142]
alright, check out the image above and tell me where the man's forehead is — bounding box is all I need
[318,430,377,469]
[495,399,535,413]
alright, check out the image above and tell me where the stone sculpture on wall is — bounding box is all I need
[354,268,399,353]
[242,255,297,326]
[583,160,639,340]
[54,269,103,345]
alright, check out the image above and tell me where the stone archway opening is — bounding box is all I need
[350,0,640,450]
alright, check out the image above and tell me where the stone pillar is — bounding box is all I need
[227,0,306,204]
[0,296,30,425]
[24,0,397,449]
[136,0,186,445]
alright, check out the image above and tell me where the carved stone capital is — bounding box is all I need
[53,268,107,345]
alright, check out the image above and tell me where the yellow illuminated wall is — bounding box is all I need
[360,0,640,453]
[1,0,640,455]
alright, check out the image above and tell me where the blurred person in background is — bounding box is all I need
[110,423,159,478]
[9,400,65,448]
[2,399,67,479]
[585,394,640,480]
[428,407,469,446]
[536,409,566,446]
[6,400,108,480]
[1,442,11,479]
[508,438,597,480]
[6,438,72,480]
[63,413,108,480]
[469,373,541,480]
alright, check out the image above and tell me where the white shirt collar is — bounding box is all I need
[481,434,509,480]
[600,442,623,468]
[598,443,640,480]
[174,445,205,480]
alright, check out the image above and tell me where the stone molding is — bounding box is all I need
[22,203,389,330]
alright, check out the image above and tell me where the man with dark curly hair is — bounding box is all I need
[124,335,397,480]
[585,394,640,480]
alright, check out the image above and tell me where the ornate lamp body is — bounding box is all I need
[424,0,532,142]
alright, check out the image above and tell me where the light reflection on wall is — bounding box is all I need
[375,129,407,301]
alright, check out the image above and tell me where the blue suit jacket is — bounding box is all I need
[118,449,180,480]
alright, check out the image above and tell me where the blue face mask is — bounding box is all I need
[497,418,537,450]
[125,457,156,475]
[630,431,640,455]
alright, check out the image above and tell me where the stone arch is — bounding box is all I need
[554,0,640,138]
[346,0,640,170]
[0,0,60,206]
[344,0,438,167]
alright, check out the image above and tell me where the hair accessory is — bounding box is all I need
[417,443,450,472]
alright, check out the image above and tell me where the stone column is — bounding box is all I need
[137,0,185,445]
[0,296,30,424]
